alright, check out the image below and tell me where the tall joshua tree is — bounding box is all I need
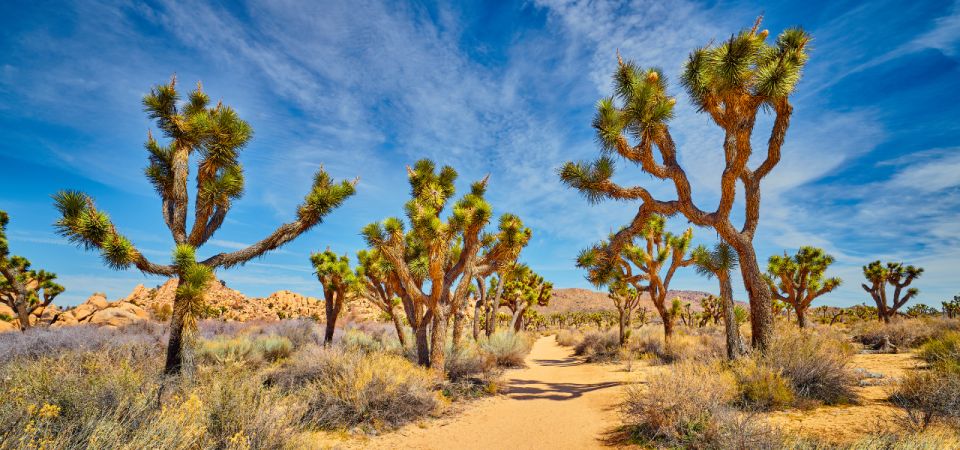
[53,77,356,374]
[560,19,811,350]
[691,242,744,358]
[311,249,360,345]
[356,249,408,347]
[862,261,923,324]
[362,159,529,370]
[765,246,841,328]
[578,215,693,344]
[0,211,65,331]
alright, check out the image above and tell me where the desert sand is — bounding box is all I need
[362,336,635,449]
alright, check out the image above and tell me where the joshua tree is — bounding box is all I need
[362,159,529,370]
[560,19,811,350]
[497,264,553,332]
[862,261,923,324]
[0,211,65,331]
[53,78,356,374]
[906,304,938,318]
[692,242,745,358]
[764,246,842,328]
[578,215,693,344]
[944,295,959,319]
[356,249,408,347]
[608,280,641,346]
[311,249,360,345]
[698,295,723,327]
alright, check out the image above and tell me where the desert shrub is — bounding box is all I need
[762,325,858,405]
[890,369,960,430]
[255,319,322,349]
[338,327,401,354]
[732,359,795,411]
[555,328,582,347]
[196,335,293,366]
[852,318,960,350]
[480,331,532,368]
[574,330,621,362]
[917,331,960,373]
[0,323,166,365]
[445,344,495,382]
[269,345,438,430]
[623,327,724,364]
[622,361,737,446]
[844,429,960,449]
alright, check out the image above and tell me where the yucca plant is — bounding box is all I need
[560,18,811,350]
[577,214,693,344]
[355,249,408,347]
[765,246,842,328]
[53,77,356,374]
[862,261,923,323]
[362,159,530,371]
[0,210,64,331]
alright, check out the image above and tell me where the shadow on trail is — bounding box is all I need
[505,379,622,401]
[531,356,582,367]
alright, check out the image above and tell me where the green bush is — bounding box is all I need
[196,335,294,366]
[732,359,795,411]
[918,331,960,373]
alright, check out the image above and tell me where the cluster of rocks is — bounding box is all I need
[1,278,382,333]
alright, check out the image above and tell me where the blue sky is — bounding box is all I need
[1,0,958,307]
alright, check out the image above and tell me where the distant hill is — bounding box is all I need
[540,288,722,314]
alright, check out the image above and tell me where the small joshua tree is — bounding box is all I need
[862,261,923,324]
[0,211,64,331]
[560,19,811,350]
[692,242,744,358]
[497,263,552,332]
[356,249,408,347]
[608,280,641,346]
[765,246,842,328]
[311,249,360,345]
[362,159,529,370]
[53,77,356,374]
[698,295,723,326]
[578,215,693,344]
[944,295,959,319]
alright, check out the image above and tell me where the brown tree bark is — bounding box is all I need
[390,308,407,348]
[719,274,746,359]
[736,245,773,350]
[163,278,186,375]
[429,311,446,372]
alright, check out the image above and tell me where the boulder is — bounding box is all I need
[122,284,152,306]
[88,307,145,328]
[86,293,109,309]
[50,312,79,328]
[0,303,15,319]
[0,320,16,333]
[112,302,150,320]
[71,303,99,322]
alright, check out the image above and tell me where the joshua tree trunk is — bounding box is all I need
[486,278,505,336]
[390,308,407,348]
[15,302,31,332]
[719,274,745,359]
[795,308,808,328]
[472,301,482,341]
[452,308,465,348]
[429,310,446,371]
[737,245,773,351]
[510,305,527,332]
[164,279,187,375]
[663,314,675,343]
[617,309,630,346]
[323,297,337,346]
[414,318,431,366]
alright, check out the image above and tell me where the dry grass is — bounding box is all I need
[851,318,960,350]
[573,330,621,362]
[733,358,796,411]
[479,331,533,368]
[554,328,582,347]
[762,325,858,405]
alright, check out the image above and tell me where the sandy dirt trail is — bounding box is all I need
[363,336,632,449]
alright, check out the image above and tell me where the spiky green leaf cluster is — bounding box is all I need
[691,242,739,280]
[557,157,616,204]
[52,191,138,269]
[501,263,553,309]
[768,246,841,293]
[310,249,360,294]
[681,26,810,109]
[297,169,358,225]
